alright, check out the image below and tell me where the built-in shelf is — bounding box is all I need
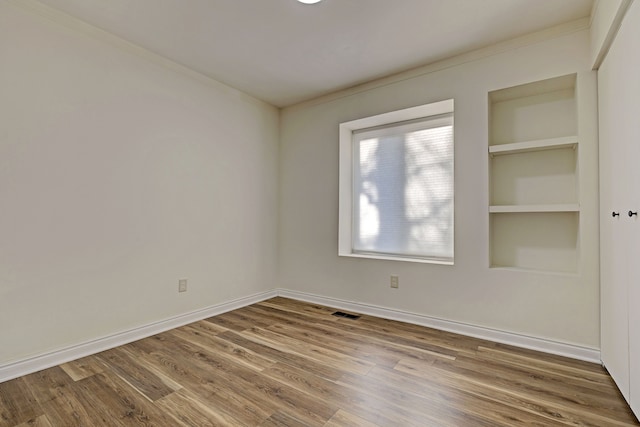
[490,147,577,206]
[489,204,580,213]
[488,74,579,273]
[489,266,579,277]
[490,211,579,274]
[489,136,578,157]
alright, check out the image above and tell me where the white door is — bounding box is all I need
[628,129,640,416]
[598,0,640,416]
[622,2,640,413]
[598,59,630,400]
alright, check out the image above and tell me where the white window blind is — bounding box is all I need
[350,113,454,262]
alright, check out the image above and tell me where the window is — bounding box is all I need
[339,99,454,264]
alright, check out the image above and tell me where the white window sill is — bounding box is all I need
[339,252,454,265]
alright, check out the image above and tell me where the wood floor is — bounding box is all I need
[1,297,638,426]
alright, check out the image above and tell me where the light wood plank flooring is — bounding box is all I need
[1,297,638,426]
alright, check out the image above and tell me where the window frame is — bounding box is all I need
[338,99,455,264]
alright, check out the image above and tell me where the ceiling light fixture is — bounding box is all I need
[298,0,322,4]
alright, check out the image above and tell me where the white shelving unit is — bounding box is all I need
[489,74,579,273]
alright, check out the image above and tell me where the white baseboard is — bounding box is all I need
[277,289,601,364]
[0,287,601,383]
[0,289,277,383]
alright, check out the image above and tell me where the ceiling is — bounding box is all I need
[37,0,594,107]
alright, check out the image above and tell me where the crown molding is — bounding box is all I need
[6,0,274,110]
[591,0,634,70]
[287,17,590,110]
[8,0,590,110]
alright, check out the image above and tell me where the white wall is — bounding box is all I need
[0,1,603,370]
[0,3,279,365]
[279,30,600,349]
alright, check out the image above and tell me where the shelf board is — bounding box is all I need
[489,266,578,276]
[489,136,578,157]
[489,204,579,213]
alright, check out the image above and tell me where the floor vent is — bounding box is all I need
[332,311,361,320]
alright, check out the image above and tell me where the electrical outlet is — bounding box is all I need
[178,279,188,293]
[390,275,399,288]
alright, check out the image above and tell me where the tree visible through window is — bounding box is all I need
[339,100,454,264]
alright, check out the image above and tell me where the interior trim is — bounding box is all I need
[8,0,588,110]
[0,288,600,383]
[591,0,634,70]
[278,289,602,364]
[287,18,590,110]
[0,290,277,383]
[5,0,269,108]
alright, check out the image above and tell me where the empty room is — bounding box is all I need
[1,0,639,425]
